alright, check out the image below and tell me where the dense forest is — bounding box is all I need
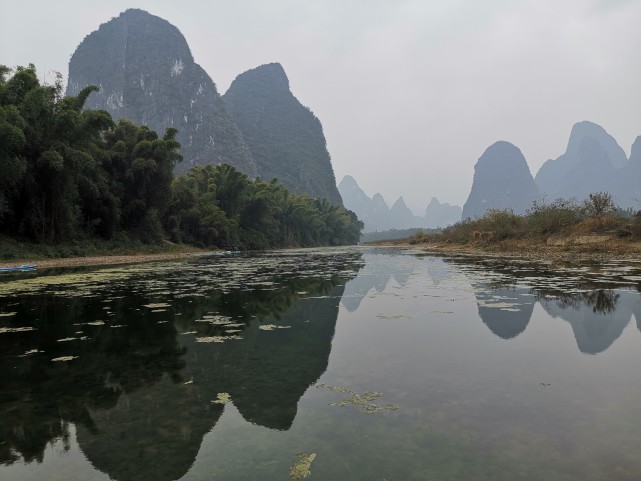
[0,65,363,250]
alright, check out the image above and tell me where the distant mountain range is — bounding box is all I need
[338,175,462,232]
[463,121,641,218]
[64,9,639,222]
[67,9,342,205]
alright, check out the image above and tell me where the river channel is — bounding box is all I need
[1,247,640,480]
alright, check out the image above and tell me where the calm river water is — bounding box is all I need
[1,247,640,480]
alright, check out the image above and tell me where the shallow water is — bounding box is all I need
[1,247,640,480]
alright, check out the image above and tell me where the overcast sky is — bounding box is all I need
[2,0,641,212]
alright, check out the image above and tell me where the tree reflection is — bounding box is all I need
[442,256,638,354]
[0,250,362,481]
[537,289,619,314]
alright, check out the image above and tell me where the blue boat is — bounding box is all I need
[0,264,37,273]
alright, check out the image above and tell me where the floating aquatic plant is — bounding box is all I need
[259,324,291,331]
[19,349,42,357]
[212,392,232,404]
[196,315,234,325]
[195,335,243,343]
[316,384,399,414]
[0,326,36,333]
[142,303,171,309]
[289,453,316,479]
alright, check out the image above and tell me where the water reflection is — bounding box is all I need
[0,250,363,480]
[538,290,639,354]
[341,249,417,311]
[444,256,641,353]
[476,287,534,339]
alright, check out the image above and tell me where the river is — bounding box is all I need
[1,247,640,480]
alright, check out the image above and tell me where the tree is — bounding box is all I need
[583,192,617,218]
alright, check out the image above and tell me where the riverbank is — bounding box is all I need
[0,236,209,269]
[374,237,641,263]
[0,252,207,270]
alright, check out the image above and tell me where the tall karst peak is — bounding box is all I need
[67,9,256,176]
[237,62,290,92]
[534,121,625,202]
[223,63,343,205]
[566,121,627,168]
[462,141,539,219]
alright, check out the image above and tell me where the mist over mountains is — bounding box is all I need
[463,121,641,219]
[63,9,640,226]
[338,175,462,232]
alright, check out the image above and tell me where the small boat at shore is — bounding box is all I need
[0,264,37,273]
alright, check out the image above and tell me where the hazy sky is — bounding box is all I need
[3,0,641,212]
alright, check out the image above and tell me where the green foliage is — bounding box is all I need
[0,65,178,244]
[0,64,362,251]
[167,164,363,249]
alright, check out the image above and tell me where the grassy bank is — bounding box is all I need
[387,194,641,261]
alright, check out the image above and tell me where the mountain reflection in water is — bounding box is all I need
[444,256,641,353]
[1,248,641,481]
[0,250,363,480]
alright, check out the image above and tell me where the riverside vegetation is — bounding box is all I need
[0,65,363,260]
[408,192,641,257]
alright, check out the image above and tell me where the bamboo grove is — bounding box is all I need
[0,65,363,249]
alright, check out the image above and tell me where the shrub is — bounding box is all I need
[476,209,526,240]
[583,192,617,218]
[526,198,584,235]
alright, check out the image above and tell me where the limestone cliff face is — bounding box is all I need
[462,141,539,219]
[223,63,343,205]
[66,9,256,176]
[534,121,625,205]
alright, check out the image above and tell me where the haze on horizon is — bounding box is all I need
[2,0,640,214]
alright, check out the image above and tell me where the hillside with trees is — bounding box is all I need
[0,65,362,257]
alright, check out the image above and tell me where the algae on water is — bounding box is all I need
[196,335,243,343]
[316,384,399,414]
[212,392,232,404]
[289,453,316,479]
[259,324,292,331]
